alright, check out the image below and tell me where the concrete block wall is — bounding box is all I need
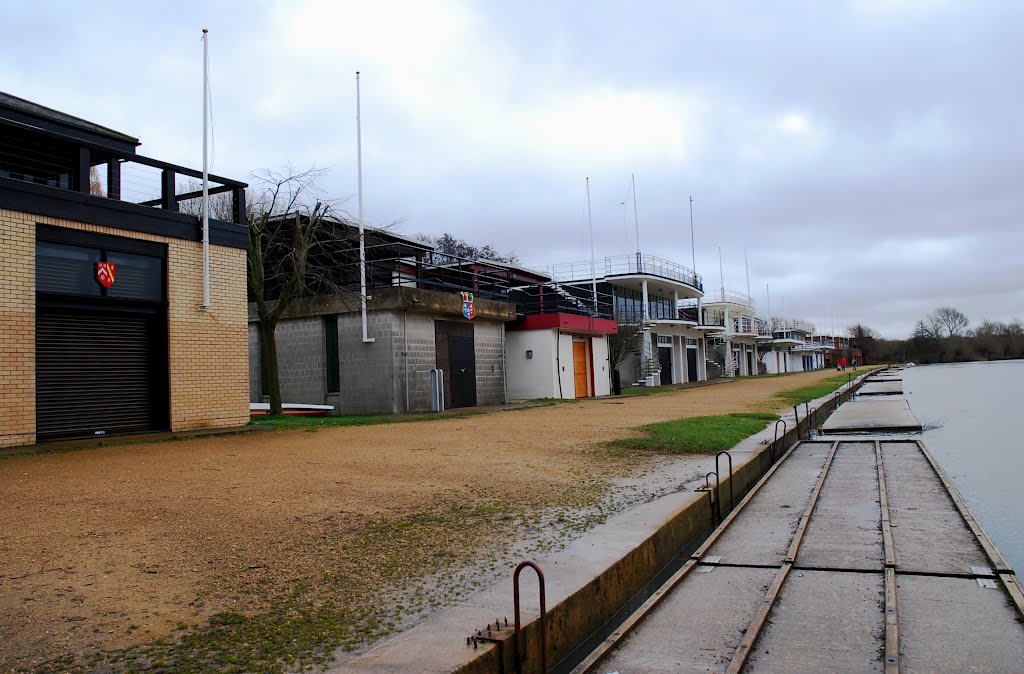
[0,210,36,447]
[336,311,398,414]
[473,320,505,405]
[400,312,438,412]
[248,323,261,401]
[270,317,327,405]
[0,210,250,446]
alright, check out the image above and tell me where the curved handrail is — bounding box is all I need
[772,419,788,462]
[705,471,721,522]
[513,560,547,674]
[716,451,734,512]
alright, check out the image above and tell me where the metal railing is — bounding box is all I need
[705,288,755,309]
[548,252,703,292]
[510,283,614,319]
[0,121,247,224]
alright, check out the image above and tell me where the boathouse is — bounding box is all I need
[0,92,250,445]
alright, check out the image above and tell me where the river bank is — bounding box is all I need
[0,369,857,673]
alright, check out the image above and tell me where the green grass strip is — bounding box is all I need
[610,412,779,455]
[249,410,480,431]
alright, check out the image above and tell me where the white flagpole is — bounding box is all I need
[201,28,211,310]
[356,71,374,343]
[586,177,597,311]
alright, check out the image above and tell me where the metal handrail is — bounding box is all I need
[513,560,547,674]
[772,419,788,462]
[716,451,734,513]
[705,471,721,523]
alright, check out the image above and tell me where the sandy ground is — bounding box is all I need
[0,369,844,671]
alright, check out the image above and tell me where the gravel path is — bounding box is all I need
[0,369,842,671]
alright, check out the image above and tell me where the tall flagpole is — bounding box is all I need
[356,71,374,343]
[631,172,641,257]
[586,177,597,311]
[201,28,211,310]
[744,248,751,303]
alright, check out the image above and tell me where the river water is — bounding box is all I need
[903,359,1024,572]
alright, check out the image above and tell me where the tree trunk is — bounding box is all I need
[259,317,284,415]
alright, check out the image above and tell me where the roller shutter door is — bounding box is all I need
[36,310,163,441]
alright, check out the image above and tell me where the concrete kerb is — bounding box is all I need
[452,372,872,674]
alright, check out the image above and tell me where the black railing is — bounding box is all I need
[511,283,615,319]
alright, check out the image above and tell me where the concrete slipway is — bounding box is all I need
[333,369,1024,672]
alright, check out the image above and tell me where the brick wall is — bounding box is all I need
[0,210,37,447]
[166,238,249,430]
[0,209,249,446]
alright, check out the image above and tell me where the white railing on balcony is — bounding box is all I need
[705,288,755,309]
[548,252,703,291]
[772,318,815,334]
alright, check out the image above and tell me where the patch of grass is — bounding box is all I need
[774,383,840,406]
[249,410,479,431]
[619,386,675,396]
[609,412,779,455]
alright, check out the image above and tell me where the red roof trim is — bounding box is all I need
[511,313,619,335]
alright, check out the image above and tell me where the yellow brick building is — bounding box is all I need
[0,92,249,447]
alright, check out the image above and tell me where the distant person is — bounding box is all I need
[852,358,858,370]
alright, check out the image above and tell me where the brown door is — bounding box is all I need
[572,341,588,397]
[435,320,476,408]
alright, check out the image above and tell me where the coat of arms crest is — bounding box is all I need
[96,261,117,288]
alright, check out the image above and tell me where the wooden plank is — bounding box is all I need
[884,567,901,674]
[876,440,897,568]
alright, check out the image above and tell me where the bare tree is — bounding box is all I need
[177,177,238,221]
[929,306,969,337]
[248,166,353,415]
[416,232,519,264]
[608,319,645,372]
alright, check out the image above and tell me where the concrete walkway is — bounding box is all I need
[820,398,922,433]
[594,439,1024,673]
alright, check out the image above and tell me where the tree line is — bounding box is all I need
[849,307,1024,365]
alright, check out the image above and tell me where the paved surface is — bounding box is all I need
[859,380,904,395]
[594,439,1024,673]
[820,398,922,433]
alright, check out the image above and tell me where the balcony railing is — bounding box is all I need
[511,283,614,320]
[548,252,703,292]
[705,288,755,309]
[0,122,247,225]
[702,307,726,327]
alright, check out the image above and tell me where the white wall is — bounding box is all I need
[557,333,577,396]
[505,329,558,399]
[591,335,611,396]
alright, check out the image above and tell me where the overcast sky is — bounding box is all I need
[3,0,1021,338]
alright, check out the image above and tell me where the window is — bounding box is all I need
[324,316,340,393]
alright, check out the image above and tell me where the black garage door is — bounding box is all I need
[36,309,167,441]
[35,225,169,442]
